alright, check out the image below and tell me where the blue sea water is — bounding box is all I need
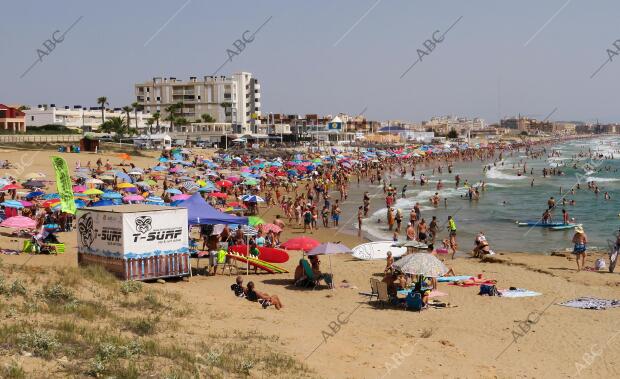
[357,136,620,254]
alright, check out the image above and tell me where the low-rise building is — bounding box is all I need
[0,104,26,132]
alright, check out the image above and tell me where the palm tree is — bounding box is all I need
[122,105,133,132]
[97,96,108,125]
[100,117,124,136]
[201,113,216,123]
[165,102,183,132]
[131,101,142,131]
[152,111,161,133]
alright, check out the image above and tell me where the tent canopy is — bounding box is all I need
[177,193,248,225]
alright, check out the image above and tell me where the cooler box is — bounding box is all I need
[76,205,189,280]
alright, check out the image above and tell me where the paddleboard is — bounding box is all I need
[352,241,407,261]
[517,221,565,227]
[551,224,581,230]
[229,245,289,263]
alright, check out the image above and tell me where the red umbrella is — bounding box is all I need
[209,192,228,199]
[1,184,21,191]
[281,236,320,252]
[216,180,233,188]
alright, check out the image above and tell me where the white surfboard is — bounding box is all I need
[352,241,407,261]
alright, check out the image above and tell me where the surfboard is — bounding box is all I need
[228,245,289,263]
[551,224,581,230]
[517,221,566,227]
[227,254,277,273]
[352,241,407,261]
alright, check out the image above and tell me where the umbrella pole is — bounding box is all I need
[246,235,249,276]
[329,255,334,290]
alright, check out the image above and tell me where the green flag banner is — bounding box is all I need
[51,156,76,214]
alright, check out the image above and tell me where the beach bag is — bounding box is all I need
[595,258,606,271]
[479,284,500,296]
[406,292,424,311]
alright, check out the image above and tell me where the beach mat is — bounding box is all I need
[559,297,620,310]
[499,289,541,298]
[437,275,473,282]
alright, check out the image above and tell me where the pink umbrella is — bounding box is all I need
[123,195,144,202]
[0,216,37,229]
[261,223,282,233]
[73,185,87,192]
[18,200,34,207]
[171,194,191,201]
[227,176,241,183]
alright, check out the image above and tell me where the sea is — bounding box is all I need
[341,136,620,254]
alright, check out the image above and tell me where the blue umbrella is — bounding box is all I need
[25,191,45,199]
[166,188,182,195]
[115,172,133,183]
[90,199,114,207]
[159,157,168,163]
[42,193,60,200]
[152,166,167,171]
[1,200,24,209]
[101,191,123,199]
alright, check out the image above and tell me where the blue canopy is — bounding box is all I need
[176,193,248,226]
[90,199,115,207]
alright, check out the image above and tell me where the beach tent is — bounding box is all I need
[176,193,248,225]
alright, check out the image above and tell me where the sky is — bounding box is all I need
[1,0,619,124]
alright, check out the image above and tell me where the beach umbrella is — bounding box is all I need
[227,176,241,183]
[99,175,115,181]
[145,196,165,205]
[165,188,182,195]
[159,157,168,163]
[42,193,60,200]
[281,236,320,252]
[209,192,228,199]
[393,253,448,277]
[22,180,46,189]
[123,195,145,202]
[115,172,133,183]
[101,191,123,199]
[72,185,87,193]
[18,200,34,207]
[182,181,199,192]
[0,216,36,229]
[145,179,157,186]
[260,223,282,233]
[152,166,167,172]
[86,178,103,185]
[171,194,191,201]
[1,200,24,209]
[216,180,233,188]
[24,191,45,199]
[248,216,265,227]
[243,179,259,186]
[90,199,114,207]
[198,187,215,193]
[1,184,21,191]
[117,183,135,189]
[42,199,61,207]
[84,188,103,196]
[240,194,264,203]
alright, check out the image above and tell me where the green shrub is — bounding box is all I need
[120,281,142,295]
[41,284,74,304]
[17,329,59,358]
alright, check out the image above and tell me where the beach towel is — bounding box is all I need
[449,279,497,287]
[559,297,620,310]
[499,289,542,298]
[437,275,474,282]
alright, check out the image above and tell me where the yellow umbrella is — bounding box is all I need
[84,188,103,196]
[196,179,207,187]
[117,183,135,189]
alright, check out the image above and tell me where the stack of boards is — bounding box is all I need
[227,245,289,274]
[227,253,289,274]
[352,241,407,261]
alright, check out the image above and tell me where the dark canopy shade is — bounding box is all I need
[177,193,248,225]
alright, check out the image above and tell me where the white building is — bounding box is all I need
[25,104,162,131]
[134,72,261,135]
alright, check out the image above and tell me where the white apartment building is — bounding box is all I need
[134,72,261,135]
[25,104,161,131]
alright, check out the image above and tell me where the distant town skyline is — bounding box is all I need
[2,0,620,124]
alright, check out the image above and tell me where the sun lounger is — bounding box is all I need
[359,278,380,300]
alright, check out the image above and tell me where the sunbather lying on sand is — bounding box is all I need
[246,281,284,310]
[230,276,245,297]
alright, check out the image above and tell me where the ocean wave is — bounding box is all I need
[585,176,620,182]
[486,167,528,181]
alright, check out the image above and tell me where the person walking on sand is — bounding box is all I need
[447,215,458,259]
[572,226,587,271]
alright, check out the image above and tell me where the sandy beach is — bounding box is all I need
[1,146,619,378]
